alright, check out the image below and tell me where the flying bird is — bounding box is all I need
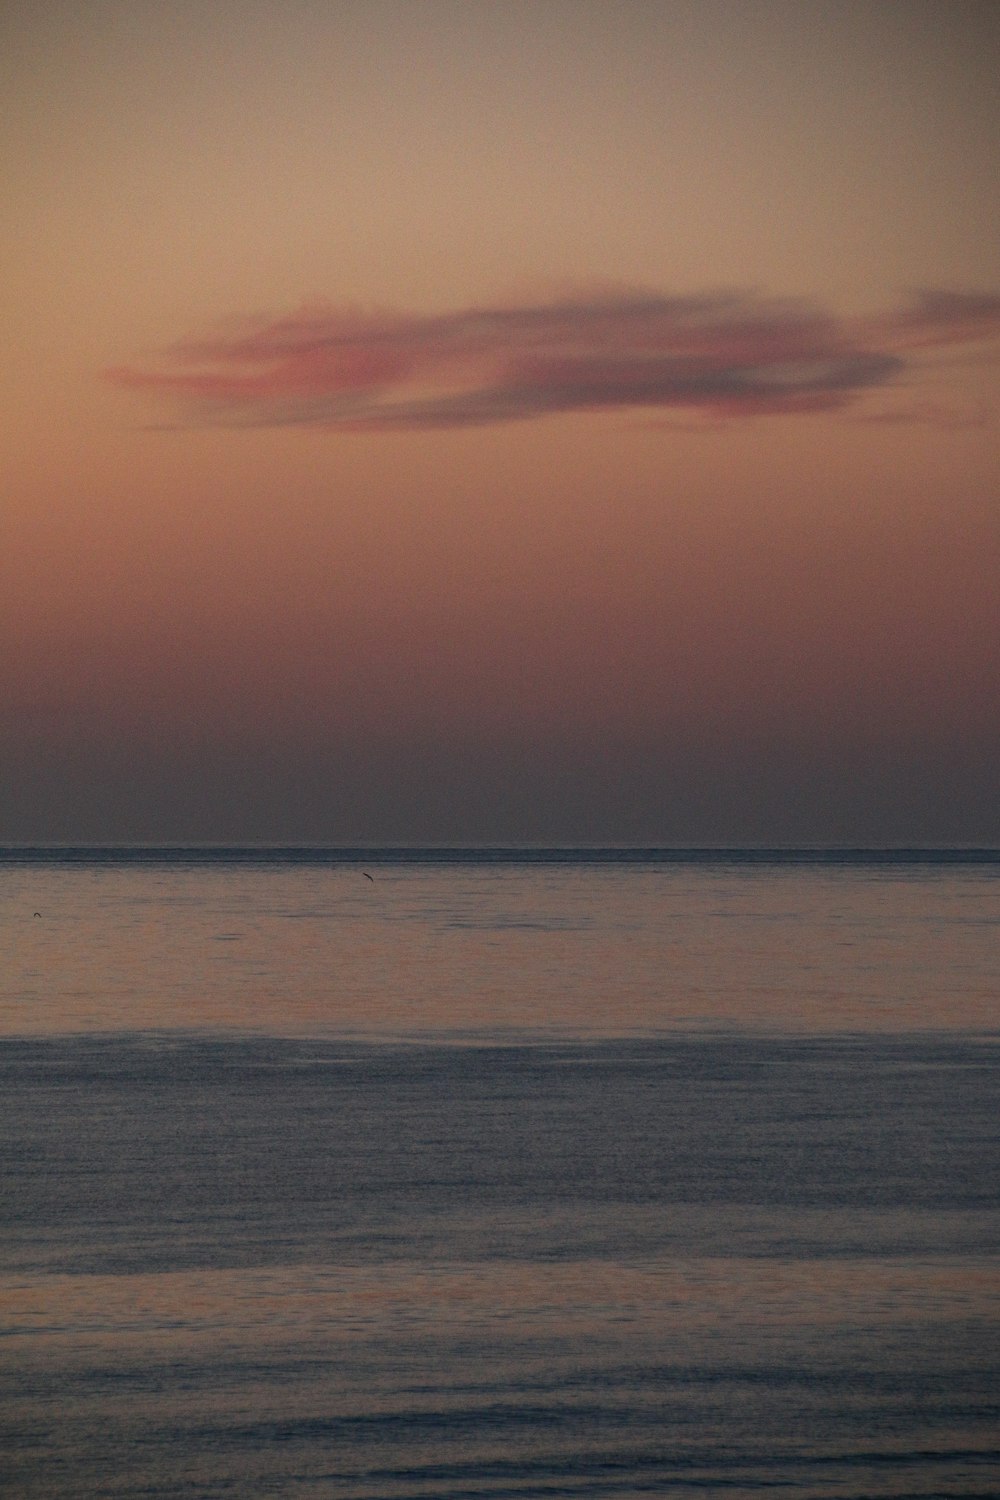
[363,872,375,882]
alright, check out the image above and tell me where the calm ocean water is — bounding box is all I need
[1,849,997,1498]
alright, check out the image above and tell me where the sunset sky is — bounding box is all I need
[3,0,998,844]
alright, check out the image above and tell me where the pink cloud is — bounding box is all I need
[878,289,1000,350]
[105,287,999,432]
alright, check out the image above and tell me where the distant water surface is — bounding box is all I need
[3,847,998,1038]
[1,850,997,1498]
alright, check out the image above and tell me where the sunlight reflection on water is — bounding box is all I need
[3,858,999,1037]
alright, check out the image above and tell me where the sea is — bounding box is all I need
[1,847,997,1499]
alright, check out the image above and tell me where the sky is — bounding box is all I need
[2,0,999,845]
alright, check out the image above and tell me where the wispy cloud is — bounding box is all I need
[878,288,1000,350]
[854,400,990,432]
[105,287,999,432]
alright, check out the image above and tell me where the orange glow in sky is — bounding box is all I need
[2,0,998,842]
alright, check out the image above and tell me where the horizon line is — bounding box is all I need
[2,843,998,862]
